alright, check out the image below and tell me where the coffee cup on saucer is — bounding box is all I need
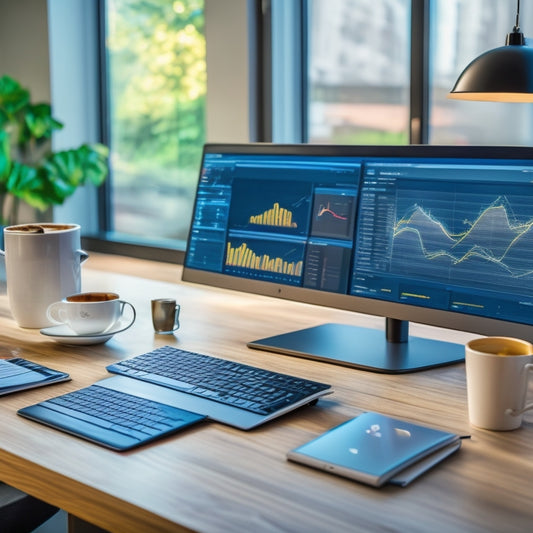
[46,292,136,335]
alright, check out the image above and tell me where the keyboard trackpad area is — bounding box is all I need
[101,375,266,430]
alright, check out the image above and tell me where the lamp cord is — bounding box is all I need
[514,0,521,32]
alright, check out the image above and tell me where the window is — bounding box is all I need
[305,0,533,147]
[306,0,411,145]
[103,0,206,248]
[429,0,533,145]
[93,0,533,259]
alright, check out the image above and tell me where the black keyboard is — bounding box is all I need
[107,346,331,416]
[18,384,206,451]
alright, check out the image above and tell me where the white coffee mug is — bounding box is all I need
[0,223,89,328]
[465,337,533,431]
[47,292,136,335]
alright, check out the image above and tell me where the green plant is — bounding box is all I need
[0,75,109,225]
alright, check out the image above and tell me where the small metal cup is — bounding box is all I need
[151,299,180,334]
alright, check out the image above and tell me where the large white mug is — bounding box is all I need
[0,223,88,328]
[465,336,533,431]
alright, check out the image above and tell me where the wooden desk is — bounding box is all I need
[0,254,532,533]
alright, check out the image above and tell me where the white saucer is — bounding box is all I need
[40,318,135,345]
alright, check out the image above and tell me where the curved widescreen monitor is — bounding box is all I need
[182,143,533,373]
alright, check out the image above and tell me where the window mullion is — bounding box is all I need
[97,0,112,232]
[410,0,430,144]
[271,0,305,143]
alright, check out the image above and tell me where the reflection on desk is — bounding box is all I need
[0,253,532,533]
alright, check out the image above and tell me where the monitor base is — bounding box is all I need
[247,322,465,374]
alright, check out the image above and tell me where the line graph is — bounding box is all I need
[310,192,357,240]
[317,202,348,221]
[392,196,533,284]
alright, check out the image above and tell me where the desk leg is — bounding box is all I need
[68,514,109,533]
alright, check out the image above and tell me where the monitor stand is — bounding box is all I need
[247,318,464,373]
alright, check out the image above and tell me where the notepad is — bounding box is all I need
[0,358,70,395]
[287,412,461,487]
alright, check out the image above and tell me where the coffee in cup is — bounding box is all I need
[465,336,533,431]
[46,292,136,335]
[7,224,76,233]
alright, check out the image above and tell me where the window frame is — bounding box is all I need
[84,0,444,262]
[84,0,254,262]
[276,0,430,145]
[83,0,202,262]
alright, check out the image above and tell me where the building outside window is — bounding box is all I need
[307,0,411,145]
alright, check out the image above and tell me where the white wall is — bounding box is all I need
[205,0,250,143]
[47,0,101,231]
[0,0,51,102]
[0,0,53,225]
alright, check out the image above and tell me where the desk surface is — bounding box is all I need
[0,254,532,533]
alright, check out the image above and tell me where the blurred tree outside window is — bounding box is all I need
[105,0,205,244]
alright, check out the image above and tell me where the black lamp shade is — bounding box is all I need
[449,44,533,102]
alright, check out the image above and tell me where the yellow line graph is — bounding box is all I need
[393,201,533,277]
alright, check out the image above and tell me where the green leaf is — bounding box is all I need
[0,75,30,116]
[0,108,9,130]
[22,103,63,142]
[0,130,11,183]
[41,144,109,204]
[78,144,110,186]
[6,163,61,211]
[5,162,48,209]
[6,161,38,190]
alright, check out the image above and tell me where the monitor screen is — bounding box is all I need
[183,144,533,373]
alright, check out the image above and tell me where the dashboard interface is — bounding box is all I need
[352,161,533,325]
[186,149,533,328]
[186,153,361,293]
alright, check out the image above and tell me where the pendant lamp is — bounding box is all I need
[449,0,533,102]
